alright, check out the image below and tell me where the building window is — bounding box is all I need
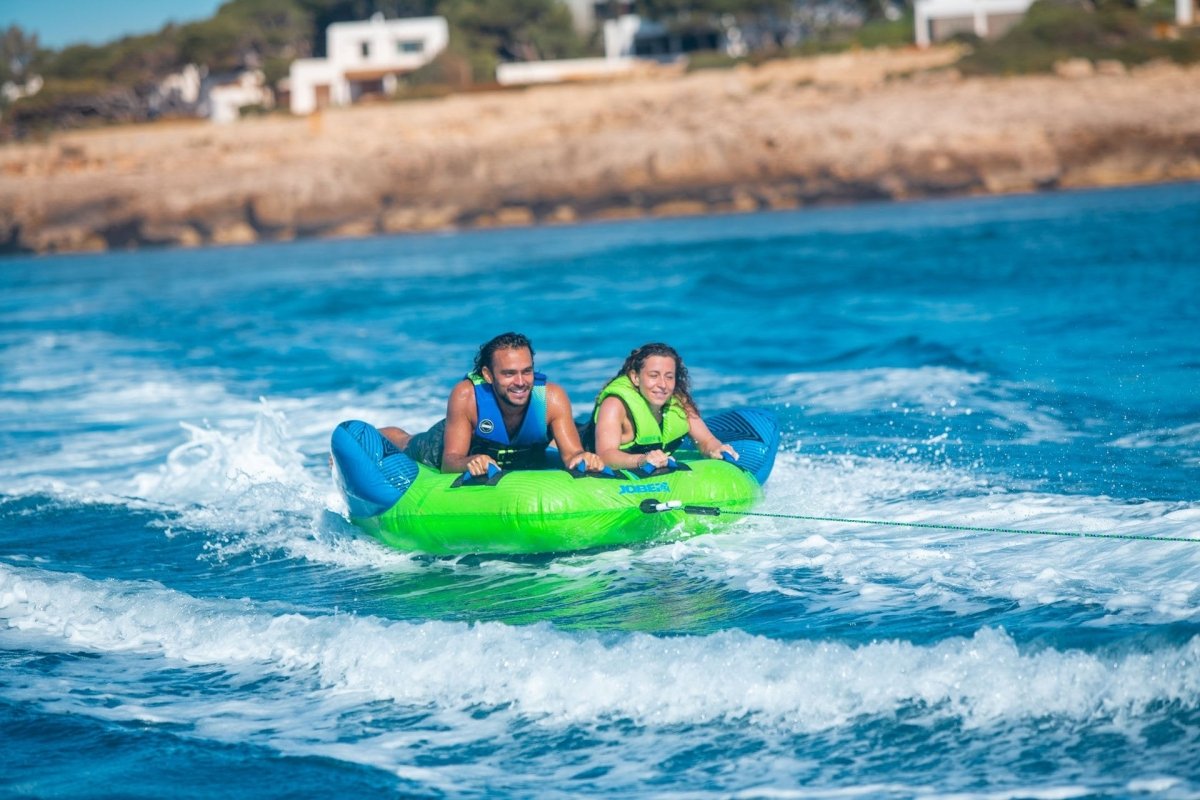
[396,39,424,54]
[361,41,371,58]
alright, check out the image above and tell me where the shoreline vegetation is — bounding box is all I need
[3,45,1199,255]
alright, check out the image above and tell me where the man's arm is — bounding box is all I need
[441,380,492,475]
[547,384,604,471]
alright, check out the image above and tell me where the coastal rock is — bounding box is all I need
[1055,58,1096,79]
[489,206,537,227]
[545,204,578,224]
[139,221,204,248]
[210,221,259,246]
[650,199,710,217]
[2,50,1199,255]
[380,205,460,232]
[21,223,109,254]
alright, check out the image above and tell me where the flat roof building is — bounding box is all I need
[1179,0,1196,25]
[914,0,1034,47]
[289,14,448,115]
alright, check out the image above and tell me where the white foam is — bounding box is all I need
[1111,423,1200,451]
[924,788,1094,800]
[0,331,259,494]
[644,451,1200,622]
[749,366,1078,446]
[1125,778,1182,793]
[5,323,1197,619]
[3,563,1199,738]
[0,352,429,567]
[780,366,985,414]
[0,326,449,497]
[7,356,1197,621]
[734,787,1095,800]
[131,408,443,573]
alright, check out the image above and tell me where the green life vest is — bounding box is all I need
[592,375,690,454]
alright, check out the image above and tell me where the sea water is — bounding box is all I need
[2,182,1199,798]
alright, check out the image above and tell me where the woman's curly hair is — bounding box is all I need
[610,342,696,413]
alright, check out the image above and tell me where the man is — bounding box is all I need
[381,332,604,476]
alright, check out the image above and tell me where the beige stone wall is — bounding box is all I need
[3,47,1199,254]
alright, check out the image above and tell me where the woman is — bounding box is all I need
[590,343,738,471]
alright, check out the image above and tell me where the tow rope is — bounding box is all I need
[638,499,1197,544]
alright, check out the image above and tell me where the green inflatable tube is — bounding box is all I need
[330,408,779,556]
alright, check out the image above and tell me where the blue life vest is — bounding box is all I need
[469,371,551,469]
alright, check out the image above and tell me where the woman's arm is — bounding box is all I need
[594,396,670,470]
[687,411,739,461]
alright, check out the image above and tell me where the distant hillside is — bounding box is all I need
[3,47,1199,255]
[2,0,1197,139]
[0,0,587,135]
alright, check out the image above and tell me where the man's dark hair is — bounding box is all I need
[473,332,534,375]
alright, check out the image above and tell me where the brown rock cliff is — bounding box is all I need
[2,47,1198,254]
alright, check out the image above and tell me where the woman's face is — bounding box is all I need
[631,355,677,411]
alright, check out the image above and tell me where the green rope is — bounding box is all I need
[686,507,1198,544]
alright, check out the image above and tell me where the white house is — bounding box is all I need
[1180,0,1196,25]
[914,0,1034,46]
[496,14,704,86]
[601,13,725,59]
[204,70,272,124]
[289,14,448,115]
[560,0,600,34]
[1,73,43,106]
[496,14,649,85]
[156,64,203,107]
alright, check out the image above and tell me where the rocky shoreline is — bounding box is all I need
[3,47,1199,255]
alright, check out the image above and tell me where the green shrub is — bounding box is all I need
[856,12,916,48]
[6,77,144,132]
[683,50,743,71]
[959,0,1200,75]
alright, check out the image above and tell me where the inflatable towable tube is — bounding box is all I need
[330,408,779,556]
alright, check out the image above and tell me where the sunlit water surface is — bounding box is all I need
[3,183,1199,798]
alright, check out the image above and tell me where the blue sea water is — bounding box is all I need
[2,182,1199,798]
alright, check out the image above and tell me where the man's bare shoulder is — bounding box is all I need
[449,378,475,397]
[446,379,477,415]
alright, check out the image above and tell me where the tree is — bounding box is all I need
[301,0,440,56]
[442,0,584,68]
[215,0,317,57]
[1,24,41,85]
[634,0,791,16]
[43,33,182,90]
